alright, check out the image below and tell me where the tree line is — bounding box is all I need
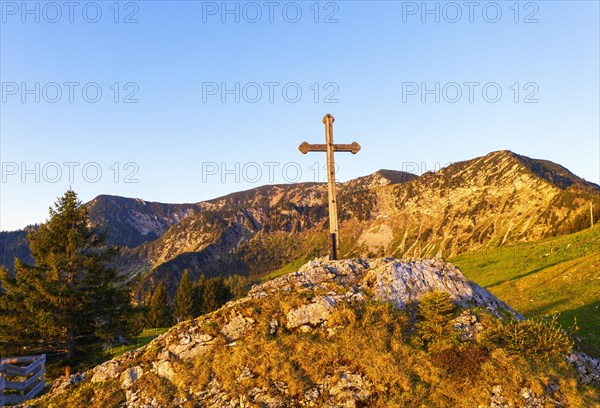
[144,272,235,328]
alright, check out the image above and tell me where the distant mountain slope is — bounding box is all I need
[1,152,598,298]
[120,151,598,299]
[0,197,202,274]
[341,169,417,190]
[119,183,331,296]
[357,150,599,260]
[0,227,34,273]
[451,224,600,358]
[86,195,203,247]
[514,153,594,190]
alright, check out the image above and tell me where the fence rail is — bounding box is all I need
[0,373,5,407]
[0,355,45,407]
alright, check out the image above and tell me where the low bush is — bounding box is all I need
[483,315,575,360]
[414,291,457,348]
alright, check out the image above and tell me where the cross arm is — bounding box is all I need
[298,141,361,154]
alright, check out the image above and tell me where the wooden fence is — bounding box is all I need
[0,355,46,407]
[0,369,4,408]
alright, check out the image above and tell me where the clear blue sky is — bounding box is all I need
[1,1,599,230]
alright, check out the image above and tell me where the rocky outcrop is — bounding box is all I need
[34,258,595,407]
[220,312,255,342]
[286,295,337,330]
[121,366,144,389]
[452,310,485,341]
[91,360,121,383]
[249,258,522,320]
[50,372,87,394]
[490,384,565,408]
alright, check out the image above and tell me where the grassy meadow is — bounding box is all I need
[451,225,600,357]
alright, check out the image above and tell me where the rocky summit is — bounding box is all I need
[250,258,521,320]
[32,258,599,407]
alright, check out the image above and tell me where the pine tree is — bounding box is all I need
[173,270,194,323]
[223,275,250,299]
[414,291,457,348]
[193,276,207,316]
[0,189,136,358]
[217,277,232,306]
[147,283,171,328]
[202,278,220,314]
[202,277,231,314]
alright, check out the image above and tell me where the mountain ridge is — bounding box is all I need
[1,151,598,299]
[120,150,599,298]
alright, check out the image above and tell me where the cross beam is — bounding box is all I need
[298,114,361,260]
[298,141,361,154]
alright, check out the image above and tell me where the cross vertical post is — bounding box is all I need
[298,114,361,260]
[324,114,339,260]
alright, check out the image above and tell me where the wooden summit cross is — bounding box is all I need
[299,114,361,260]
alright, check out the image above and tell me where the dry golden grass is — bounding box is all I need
[37,289,599,407]
[180,292,597,406]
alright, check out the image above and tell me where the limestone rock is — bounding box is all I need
[50,372,87,394]
[221,313,255,342]
[566,352,600,384]
[328,370,373,406]
[287,295,336,329]
[153,358,177,381]
[361,258,522,318]
[90,360,121,383]
[268,319,279,335]
[248,258,370,298]
[453,310,484,341]
[249,258,521,320]
[166,321,216,361]
[490,385,509,408]
[120,366,143,389]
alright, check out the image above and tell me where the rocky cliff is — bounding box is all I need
[85,195,203,248]
[32,258,599,407]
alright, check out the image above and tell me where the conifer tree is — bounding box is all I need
[202,277,231,314]
[223,275,249,299]
[0,189,136,358]
[414,291,457,348]
[173,270,194,322]
[147,282,171,328]
[193,275,207,316]
[217,277,232,307]
[202,278,220,314]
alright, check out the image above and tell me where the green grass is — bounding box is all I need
[258,257,308,282]
[451,225,600,357]
[105,328,168,359]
